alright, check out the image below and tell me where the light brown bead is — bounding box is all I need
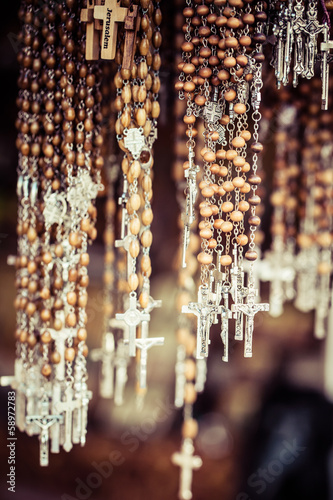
[129,217,140,235]
[220,254,232,266]
[51,351,61,364]
[237,234,248,246]
[233,176,245,188]
[232,136,246,148]
[245,250,258,261]
[129,193,141,211]
[141,230,153,247]
[197,252,213,265]
[66,313,77,327]
[128,273,139,291]
[221,221,233,232]
[222,181,234,192]
[41,364,52,377]
[80,253,90,266]
[185,359,196,381]
[65,347,76,362]
[78,293,88,308]
[224,89,236,101]
[41,309,51,322]
[67,291,77,306]
[184,383,197,404]
[222,201,234,212]
[226,149,237,160]
[182,419,199,439]
[142,208,153,225]
[41,330,52,344]
[238,200,250,212]
[230,210,243,222]
[234,103,246,114]
[141,255,151,273]
[129,239,140,258]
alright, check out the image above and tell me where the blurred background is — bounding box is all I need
[1,1,333,500]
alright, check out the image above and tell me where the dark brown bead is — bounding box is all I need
[248,215,261,226]
[253,52,265,63]
[248,195,261,205]
[252,33,266,44]
[251,142,264,153]
[245,250,257,261]
[248,175,262,185]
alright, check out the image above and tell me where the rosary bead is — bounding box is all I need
[199,228,213,239]
[248,174,262,185]
[129,239,140,259]
[80,253,90,267]
[139,291,150,310]
[26,301,37,316]
[50,351,61,364]
[234,103,246,114]
[41,330,52,344]
[78,293,88,308]
[237,234,248,246]
[232,177,245,188]
[226,150,237,161]
[240,130,251,141]
[224,56,236,68]
[222,181,235,192]
[129,193,141,212]
[41,364,52,378]
[245,250,257,261]
[248,215,261,226]
[251,142,263,153]
[221,201,234,213]
[240,182,251,194]
[66,313,77,328]
[142,208,153,226]
[233,156,246,168]
[248,195,261,206]
[224,89,236,101]
[141,255,151,273]
[130,217,141,235]
[230,210,243,222]
[225,36,238,49]
[197,252,213,265]
[65,347,76,362]
[203,150,216,163]
[239,35,251,46]
[221,221,233,232]
[232,136,246,149]
[128,273,139,291]
[141,230,153,247]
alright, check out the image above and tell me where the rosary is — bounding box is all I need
[2,0,333,499]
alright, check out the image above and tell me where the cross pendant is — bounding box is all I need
[56,386,81,452]
[135,320,164,389]
[94,0,127,60]
[26,394,63,466]
[91,332,115,398]
[172,438,203,500]
[320,25,333,110]
[232,289,269,357]
[122,4,140,70]
[47,327,76,381]
[115,233,136,280]
[116,292,150,357]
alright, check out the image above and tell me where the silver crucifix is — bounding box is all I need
[172,438,202,500]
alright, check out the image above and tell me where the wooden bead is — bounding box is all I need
[248,216,261,226]
[65,347,76,362]
[208,238,217,249]
[238,200,250,212]
[201,186,215,198]
[40,287,50,300]
[248,175,262,185]
[184,383,197,404]
[185,359,196,380]
[221,221,233,232]
[129,193,141,212]
[41,330,52,344]
[240,182,251,194]
[77,328,87,342]
[141,230,153,247]
[220,254,232,266]
[221,201,233,212]
[142,208,153,226]
[197,252,213,265]
[227,16,241,28]
[41,309,51,322]
[128,273,139,291]
[224,89,236,101]
[203,150,216,163]
[239,35,251,46]
[66,313,77,327]
[233,156,246,167]
[199,228,213,239]
[230,210,243,222]
[216,149,226,160]
[67,291,77,306]
[248,195,261,205]
[245,250,257,261]
[226,149,237,160]
[27,227,37,242]
[80,253,90,266]
[200,205,213,217]
[218,69,230,81]
[222,181,234,192]
[240,130,251,141]
[232,136,246,148]
[129,217,140,235]
[51,351,61,364]
[234,103,246,114]
[53,318,63,331]
[69,232,79,247]
[182,419,199,439]
[41,364,52,377]
[26,302,36,316]
[242,162,251,173]
[232,176,245,188]
[129,239,140,258]
[225,36,238,48]
[224,56,236,68]
[237,234,248,246]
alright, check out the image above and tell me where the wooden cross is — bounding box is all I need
[135,320,164,389]
[56,386,81,452]
[172,438,202,500]
[81,0,100,60]
[26,395,63,466]
[122,4,140,70]
[116,293,150,357]
[94,0,127,60]
[91,332,115,399]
